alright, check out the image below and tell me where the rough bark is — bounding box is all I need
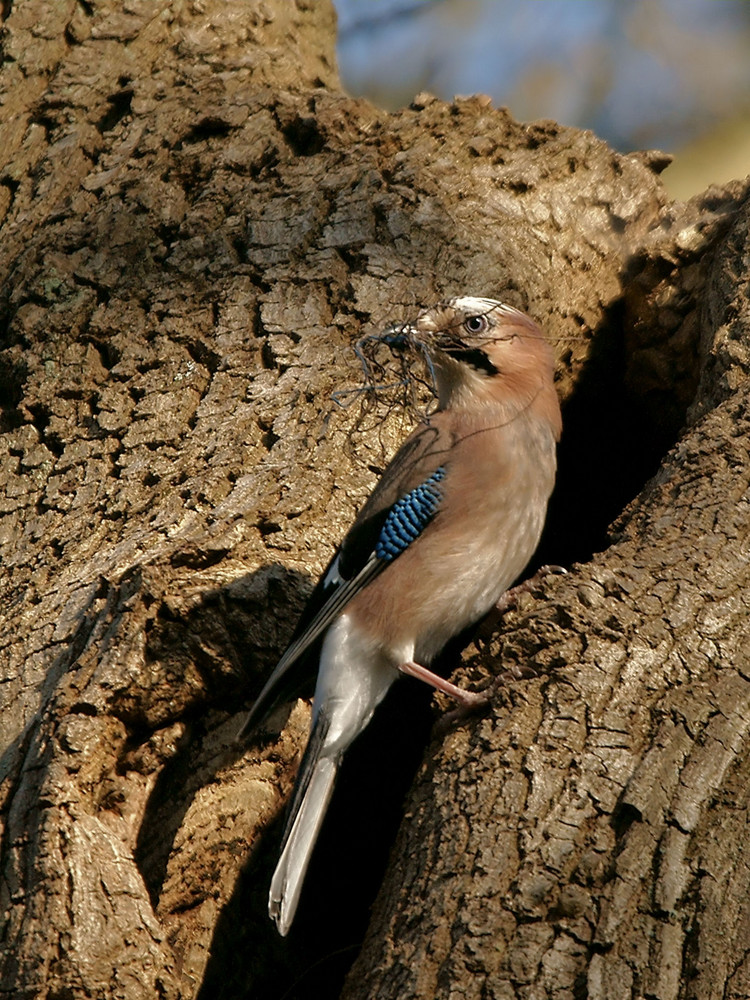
[342,201,750,1000]
[0,2,748,998]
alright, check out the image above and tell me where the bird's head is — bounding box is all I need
[384,297,560,434]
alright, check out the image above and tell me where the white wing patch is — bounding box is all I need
[323,555,343,588]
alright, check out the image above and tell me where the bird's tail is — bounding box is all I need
[269,710,339,936]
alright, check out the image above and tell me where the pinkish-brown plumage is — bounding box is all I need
[239,296,561,936]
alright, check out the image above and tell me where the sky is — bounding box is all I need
[334,0,750,191]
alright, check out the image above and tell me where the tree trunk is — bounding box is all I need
[1,2,748,998]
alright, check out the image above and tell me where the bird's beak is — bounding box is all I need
[421,329,468,358]
[376,322,467,366]
[380,322,417,351]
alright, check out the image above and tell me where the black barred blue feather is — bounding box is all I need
[375,467,445,561]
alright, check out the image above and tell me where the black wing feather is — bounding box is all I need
[238,420,452,741]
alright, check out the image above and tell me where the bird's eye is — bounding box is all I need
[464,315,488,335]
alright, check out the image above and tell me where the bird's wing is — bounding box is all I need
[237,418,453,739]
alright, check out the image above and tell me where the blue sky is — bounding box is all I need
[335,0,750,154]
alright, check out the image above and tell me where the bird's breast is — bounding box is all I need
[348,414,557,665]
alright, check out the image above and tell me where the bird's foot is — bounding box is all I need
[398,659,487,707]
[431,677,499,735]
[475,564,568,641]
[499,662,539,683]
[398,634,545,733]
[398,659,494,737]
[498,563,567,612]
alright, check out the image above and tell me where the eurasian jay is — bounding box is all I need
[239,296,562,935]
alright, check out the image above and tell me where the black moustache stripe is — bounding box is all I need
[445,347,499,376]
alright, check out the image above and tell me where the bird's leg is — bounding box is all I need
[398,660,488,708]
[398,567,569,715]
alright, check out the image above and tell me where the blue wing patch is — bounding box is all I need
[375,467,446,562]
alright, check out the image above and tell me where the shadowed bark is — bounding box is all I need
[0,2,748,998]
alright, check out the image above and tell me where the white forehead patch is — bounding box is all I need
[448,296,527,323]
